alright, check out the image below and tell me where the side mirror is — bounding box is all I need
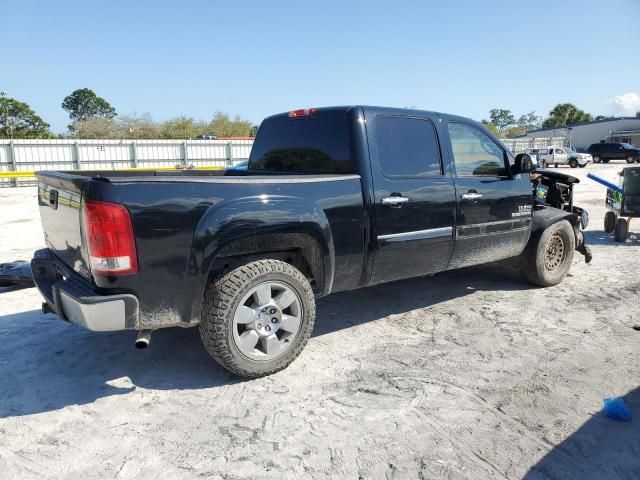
[514,153,534,174]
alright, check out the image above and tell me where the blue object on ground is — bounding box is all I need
[603,397,633,421]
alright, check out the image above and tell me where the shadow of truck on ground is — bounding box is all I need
[0,264,531,419]
[524,387,640,480]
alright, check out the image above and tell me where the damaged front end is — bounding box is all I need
[531,168,593,263]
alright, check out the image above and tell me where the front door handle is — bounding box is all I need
[461,192,483,201]
[381,196,409,206]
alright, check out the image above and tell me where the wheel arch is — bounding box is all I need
[531,206,577,236]
[526,206,579,256]
[186,195,335,324]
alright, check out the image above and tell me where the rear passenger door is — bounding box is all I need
[367,111,456,284]
[444,121,532,270]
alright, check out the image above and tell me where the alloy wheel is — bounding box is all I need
[232,281,303,361]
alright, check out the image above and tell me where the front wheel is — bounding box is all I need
[199,259,315,378]
[627,156,635,164]
[593,156,601,163]
[569,159,578,168]
[520,220,575,287]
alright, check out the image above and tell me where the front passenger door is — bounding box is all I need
[555,148,568,165]
[445,122,532,270]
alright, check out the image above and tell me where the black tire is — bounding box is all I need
[626,156,635,164]
[636,157,640,164]
[199,259,315,378]
[520,220,575,287]
[614,218,628,242]
[593,156,600,163]
[569,159,578,168]
[578,163,587,168]
[554,163,558,168]
[604,211,617,233]
[603,159,610,163]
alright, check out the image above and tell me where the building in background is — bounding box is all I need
[522,117,640,151]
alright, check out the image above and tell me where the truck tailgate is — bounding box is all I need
[37,174,89,277]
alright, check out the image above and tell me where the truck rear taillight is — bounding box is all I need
[82,200,138,276]
[288,108,317,118]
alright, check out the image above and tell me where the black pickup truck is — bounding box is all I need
[32,106,590,377]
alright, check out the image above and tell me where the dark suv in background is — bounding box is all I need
[587,142,640,164]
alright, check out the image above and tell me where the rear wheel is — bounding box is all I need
[614,218,628,242]
[627,156,635,164]
[593,156,601,163]
[521,220,575,287]
[603,159,610,163]
[604,211,618,233]
[199,259,315,378]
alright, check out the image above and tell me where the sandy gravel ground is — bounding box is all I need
[0,163,638,480]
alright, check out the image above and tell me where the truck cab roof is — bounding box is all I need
[262,105,472,125]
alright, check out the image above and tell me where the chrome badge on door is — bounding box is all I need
[512,205,531,218]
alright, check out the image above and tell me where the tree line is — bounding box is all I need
[2,89,640,140]
[0,88,256,139]
[481,103,640,138]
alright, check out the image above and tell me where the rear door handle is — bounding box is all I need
[461,192,483,201]
[381,196,409,206]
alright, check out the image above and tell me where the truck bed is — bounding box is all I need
[35,169,365,329]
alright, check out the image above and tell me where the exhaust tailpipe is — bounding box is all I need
[135,329,152,349]
[42,302,55,315]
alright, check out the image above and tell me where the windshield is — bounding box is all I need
[564,147,576,154]
[621,143,635,149]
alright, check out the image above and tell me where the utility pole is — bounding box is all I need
[0,90,8,139]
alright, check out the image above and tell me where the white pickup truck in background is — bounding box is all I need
[526,147,591,168]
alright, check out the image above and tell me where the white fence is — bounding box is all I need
[0,138,254,187]
[499,136,568,154]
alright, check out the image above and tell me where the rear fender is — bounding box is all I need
[187,195,334,323]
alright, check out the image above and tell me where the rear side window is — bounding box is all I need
[448,122,507,177]
[249,116,353,174]
[374,116,442,177]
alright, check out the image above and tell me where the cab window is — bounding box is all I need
[374,116,443,177]
[448,122,507,177]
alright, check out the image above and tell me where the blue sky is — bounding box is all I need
[3,0,640,133]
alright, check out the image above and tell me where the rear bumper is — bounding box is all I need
[31,249,138,331]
